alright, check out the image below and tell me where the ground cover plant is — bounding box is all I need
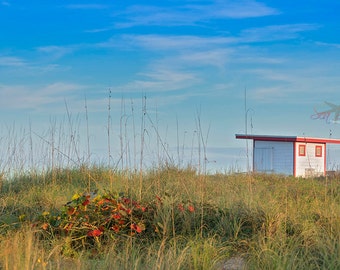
[0,167,339,270]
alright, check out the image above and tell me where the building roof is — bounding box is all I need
[235,134,340,144]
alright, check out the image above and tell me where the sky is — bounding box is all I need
[1,0,340,174]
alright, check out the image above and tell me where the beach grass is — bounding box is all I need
[0,167,339,270]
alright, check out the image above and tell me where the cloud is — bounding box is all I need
[37,45,77,60]
[194,0,279,19]
[108,34,236,51]
[240,24,320,42]
[104,22,317,53]
[0,56,26,67]
[0,83,86,111]
[65,4,108,10]
[179,48,233,68]
[84,26,115,33]
[114,0,278,28]
[315,41,340,49]
[114,67,199,94]
[0,53,68,77]
[246,62,340,104]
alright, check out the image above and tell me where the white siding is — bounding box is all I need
[254,141,294,175]
[295,143,325,177]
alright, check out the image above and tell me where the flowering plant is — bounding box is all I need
[36,191,197,253]
[37,191,150,249]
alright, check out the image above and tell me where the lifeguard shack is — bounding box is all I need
[236,134,340,177]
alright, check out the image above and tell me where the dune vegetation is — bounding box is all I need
[0,166,339,270]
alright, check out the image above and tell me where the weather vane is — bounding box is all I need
[311,102,340,124]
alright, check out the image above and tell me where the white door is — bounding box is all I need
[254,147,273,172]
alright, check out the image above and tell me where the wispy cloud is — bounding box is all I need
[193,0,279,19]
[104,22,317,53]
[105,34,236,51]
[37,45,77,60]
[0,56,26,67]
[240,24,320,42]
[65,4,108,10]
[114,67,198,94]
[247,63,340,104]
[0,83,86,111]
[179,48,233,68]
[114,0,278,28]
[84,26,115,33]
[315,41,340,49]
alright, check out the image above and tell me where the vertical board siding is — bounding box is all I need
[295,143,325,177]
[254,141,294,175]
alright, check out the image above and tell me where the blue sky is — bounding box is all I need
[1,1,340,173]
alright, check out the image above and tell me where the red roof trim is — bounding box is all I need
[235,134,340,144]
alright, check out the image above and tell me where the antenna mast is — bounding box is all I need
[245,88,250,172]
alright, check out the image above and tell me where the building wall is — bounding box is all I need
[294,142,325,177]
[254,141,294,175]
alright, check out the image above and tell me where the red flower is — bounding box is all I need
[122,198,131,204]
[130,224,142,233]
[112,213,121,220]
[111,225,120,232]
[188,205,195,212]
[87,229,103,237]
[136,225,143,233]
[82,199,90,206]
[178,204,184,212]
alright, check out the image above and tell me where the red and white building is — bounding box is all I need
[236,134,340,177]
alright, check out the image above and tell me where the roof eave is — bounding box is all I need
[235,134,340,144]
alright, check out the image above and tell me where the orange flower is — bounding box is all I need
[97,199,105,205]
[117,203,123,210]
[101,206,110,211]
[111,225,120,232]
[87,229,103,237]
[130,224,143,233]
[188,205,195,212]
[135,225,142,233]
[67,207,76,215]
[112,213,121,220]
[130,223,145,233]
[64,223,73,231]
[41,223,49,230]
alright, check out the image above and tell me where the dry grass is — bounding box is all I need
[0,167,339,269]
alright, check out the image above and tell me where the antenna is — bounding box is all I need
[328,129,332,171]
[244,87,247,136]
[245,87,249,172]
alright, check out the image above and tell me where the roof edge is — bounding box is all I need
[235,134,340,144]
